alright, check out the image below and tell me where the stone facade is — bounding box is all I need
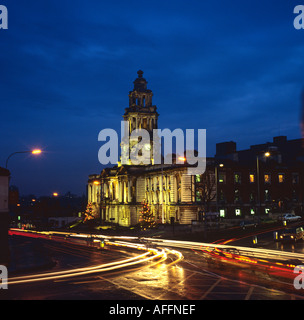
[87,71,205,226]
[88,163,202,226]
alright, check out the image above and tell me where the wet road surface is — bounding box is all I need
[3,232,304,300]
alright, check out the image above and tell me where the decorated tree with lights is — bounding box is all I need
[83,202,95,222]
[139,200,156,230]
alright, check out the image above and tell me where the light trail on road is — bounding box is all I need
[142,237,304,282]
[7,229,183,286]
[9,228,304,289]
[8,228,304,299]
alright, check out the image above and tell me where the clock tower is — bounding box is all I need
[121,70,159,165]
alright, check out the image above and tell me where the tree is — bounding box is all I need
[193,169,217,221]
[83,202,95,222]
[139,200,156,230]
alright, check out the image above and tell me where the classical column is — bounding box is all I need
[123,181,127,203]
[88,184,92,203]
[92,184,95,203]
[128,180,132,203]
[119,181,122,202]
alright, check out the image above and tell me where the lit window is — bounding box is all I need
[250,209,255,215]
[234,173,241,184]
[265,208,270,214]
[235,209,241,216]
[249,174,255,183]
[195,175,201,183]
[219,209,225,218]
[196,190,201,202]
[264,174,271,184]
[278,174,285,183]
[218,173,226,183]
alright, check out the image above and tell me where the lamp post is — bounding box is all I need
[5,149,42,169]
[1,148,41,264]
[215,163,224,214]
[256,151,270,217]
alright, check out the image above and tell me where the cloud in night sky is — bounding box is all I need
[0,0,303,196]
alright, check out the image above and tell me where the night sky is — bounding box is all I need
[1,0,303,197]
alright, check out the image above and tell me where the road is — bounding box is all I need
[221,223,304,254]
[3,227,304,300]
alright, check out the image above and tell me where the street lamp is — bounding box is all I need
[31,149,42,155]
[215,163,224,214]
[5,149,42,168]
[256,151,271,216]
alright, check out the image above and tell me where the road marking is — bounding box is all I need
[199,278,222,300]
[155,271,196,300]
[245,286,255,300]
[96,275,153,300]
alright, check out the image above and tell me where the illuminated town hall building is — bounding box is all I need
[88,71,204,226]
[88,71,304,226]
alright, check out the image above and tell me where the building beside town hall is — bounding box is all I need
[214,136,304,218]
[87,71,304,225]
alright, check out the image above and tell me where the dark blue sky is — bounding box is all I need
[0,0,303,196]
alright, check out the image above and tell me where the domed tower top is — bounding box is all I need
[133,70,148,92]
[127,70,155,109]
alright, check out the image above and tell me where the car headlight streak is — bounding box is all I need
[7,230,183,286]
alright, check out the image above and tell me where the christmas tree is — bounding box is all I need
[139,200,156,230]
[83,202,95,222]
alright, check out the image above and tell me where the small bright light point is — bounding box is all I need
[53,192,59,197]
[265,152,270,157]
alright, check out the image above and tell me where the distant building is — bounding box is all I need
[48,216,82,228]
[0,166,10,263]
[0,167,9,214]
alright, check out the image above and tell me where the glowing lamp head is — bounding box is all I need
[32,149,42,155]
[53,192,59,197]
[93,181,100,185]
[264,152,270,157]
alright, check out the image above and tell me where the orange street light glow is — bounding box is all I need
[178,157,186,162]
[265,152,270,157]
[53,192,59,197]
[93,181,101,185]
[32,149,42,155]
